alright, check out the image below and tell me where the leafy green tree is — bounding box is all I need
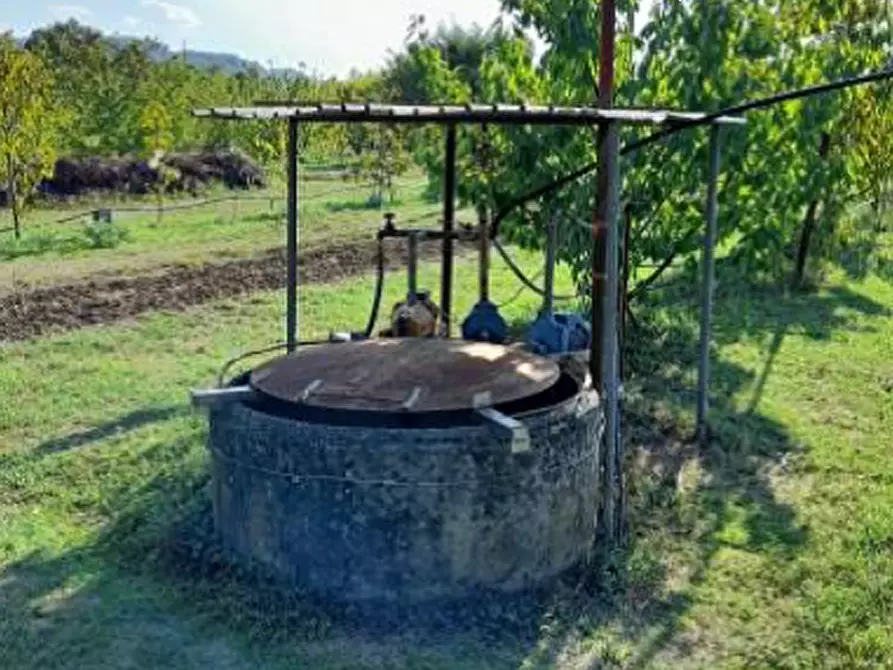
[476,0,893,295]
[357,124,411,205]
[139,97,176,223]
[0,37,62,239]
[24,20,108,154]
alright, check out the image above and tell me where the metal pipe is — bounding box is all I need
[478,206,490,302]
[601,120,622,543]
[407,232,419,302]
[697,126,722,444]
[441,124,457,336]
[591,0,617,390]
[286,118,299,353]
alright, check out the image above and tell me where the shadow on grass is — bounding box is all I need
[35,405,189,454]
[0,262,887,668]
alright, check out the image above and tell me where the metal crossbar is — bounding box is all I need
[192,103,745,127]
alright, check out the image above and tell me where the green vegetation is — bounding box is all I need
[2,244,892,668]
[3,3,893,667]
[0,35,61,239]
[0,174,451,290]
[5,3,892,296]
[0,251,571,669]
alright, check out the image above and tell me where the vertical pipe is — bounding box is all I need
[286,118,299,353]
[407,233,419,301]
[441,124,457,337]
[697,125,722,444]
[591,0,617,389]
[601,120,622,542]
[478,206,490,302]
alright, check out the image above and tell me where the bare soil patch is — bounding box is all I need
[1,240,455,342]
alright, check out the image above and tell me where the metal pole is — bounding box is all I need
[478,206,490,302]
[441,124,457,337]
[697,125,722,444]
[408,232,419,301]
[591,0,616,390]
[286,118,299,353]
[601,120,622,542]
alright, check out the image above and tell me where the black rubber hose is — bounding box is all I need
[216,340,329,387]
[364,236,386,337]
[493,237,575,302]
[490,67,893,238]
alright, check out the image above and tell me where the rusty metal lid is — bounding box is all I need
[249,339,560,414]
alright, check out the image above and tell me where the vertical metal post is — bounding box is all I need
[601,120,622,542]
[407,233,419,301]
[697,125,722,444]
[441,124,457,337]
[286,118,299,353]
[591,0,617,390]
[478,206,490,302]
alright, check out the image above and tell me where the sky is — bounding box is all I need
[1,0,512,77]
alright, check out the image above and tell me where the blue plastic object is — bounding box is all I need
[527,311,591,355]
[462,300,509,343]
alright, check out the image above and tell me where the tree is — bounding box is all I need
[0,37,62,239]
[139,97,175,223]
[358,124,411,206]
[477,0,892,295]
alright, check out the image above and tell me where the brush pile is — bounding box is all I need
[39,150,266,198]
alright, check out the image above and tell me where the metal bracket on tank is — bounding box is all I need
[473,392,531,454]
[191,385,256,409]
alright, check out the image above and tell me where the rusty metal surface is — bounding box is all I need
[249,339,560,413]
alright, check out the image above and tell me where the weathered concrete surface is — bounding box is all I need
[208,388,603,603]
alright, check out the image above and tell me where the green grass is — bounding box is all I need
[0,250,574,670]
[1,245,892,668]
[0,173,455,291]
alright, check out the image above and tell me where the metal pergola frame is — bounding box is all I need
[193,102,744,537]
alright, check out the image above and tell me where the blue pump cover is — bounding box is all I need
[461,300,509,343]
[527,312,591,355]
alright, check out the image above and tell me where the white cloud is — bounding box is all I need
[141,0,201,28]
[48,4,93,22]
[122,15,142,29]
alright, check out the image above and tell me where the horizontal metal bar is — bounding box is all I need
[476,407,532,454]
[191,385,256,408]
[192,105,746,126]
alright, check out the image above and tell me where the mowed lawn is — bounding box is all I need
[0,172,456,291]
[1,248,892,668]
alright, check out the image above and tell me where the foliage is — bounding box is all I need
[352,124,411,206]
[479,0,892,293]
[0,35,63,239]
[82,217,129,249]
[846,82,893,227]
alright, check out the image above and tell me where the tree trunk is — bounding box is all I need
[7,156,20,240]
[792,132,831,290]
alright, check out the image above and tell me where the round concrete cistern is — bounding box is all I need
[206,339,603,604]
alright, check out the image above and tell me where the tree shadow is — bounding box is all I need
[34,405,189,454]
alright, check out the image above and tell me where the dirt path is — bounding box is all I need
[1,240,459,342]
